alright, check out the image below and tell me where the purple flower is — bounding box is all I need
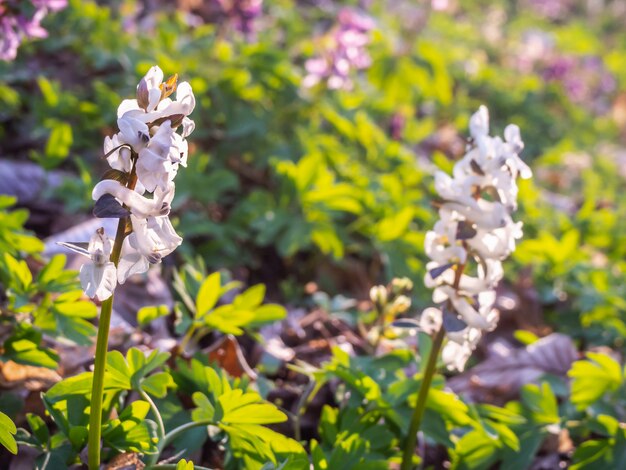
[216,0,263,40]
[527,0,572,19]
[303,8,375,90]
[542,54,616,114]
[1,16,20,60]
[0,0,67,61]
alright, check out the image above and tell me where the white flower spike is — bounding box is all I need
[420,106,531,371]
[76,65,194,299]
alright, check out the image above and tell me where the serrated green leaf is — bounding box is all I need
[142,372,174,398]
[218,390,286,425]
[569,353,623,410]
[191,392,215,423]
[520,382,559,425]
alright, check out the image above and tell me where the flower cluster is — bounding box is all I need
[303,8,374,90]
[0,0,67,61]
[542,54,615,114]
[72,66,195,301]
[511,31,616,115]
[420,106,532,371]
[216,0,263,39]
[525,0,572,19]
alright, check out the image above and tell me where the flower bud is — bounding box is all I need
[391,277,413,295]
[137,77,150,111]
[390,295,411,314]
[369,285,387,309]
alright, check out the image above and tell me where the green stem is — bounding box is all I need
[293,380,316,442]
[140,389,165,442]
[146,419,213,467]
[87,162,139,470]
[87,217,128,470]
[400,326,445,470]
[178,324,196,353]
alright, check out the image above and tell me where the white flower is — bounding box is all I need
[138,65,165,113]
[92,180,172,219]
[118,79,196,126]
[423,105,531,371]
[117,115,150,152]
[424,210,468,265]
[117,213,182,285]
[79,229,117,301]
[132,213,182,260]
[117,66,165,118]
[441,328,482,372]
[136,122,184,192]
[419,307,442,334]
[92,179,181,284]
[104,133,132,172]
[152,81,196,120]
[469,105,489,138]
[117,233,150,284]
[182,117,195,138]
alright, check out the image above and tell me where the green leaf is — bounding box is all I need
[249,304,287,327]
[571,439,612,470]
[476,404,526,425]
[0,412,17,454]
[176,459,195,470]
[204,304,255,335]
[568,352,623,410]
[43,121,73,167]
[142,372,175,398]
[513,330,539,345]
[37,254,69,287]
[102,401,158,454]
[520,382,559,425]
[376,207,414,242]
[3,253,32,292]
[191,392,216,423]
[196,272,222,317]
[501,427,544,470]
[26,413,49,446]
[37,76,59,107]
[68,426,88,451]
[221,422,306,468]
[44,372,93,404]
[137,304,170,327]
[2,329,59,368]
[451,429,500,470]
[426,388,472,426]
[104,348,172,397]
[234,284,266,310]
[172,358,225,397]
[217,389,287,425]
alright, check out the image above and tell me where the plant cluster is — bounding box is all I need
[1,0,626,469]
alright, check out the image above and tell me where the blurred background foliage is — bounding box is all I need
[2,0,626,360]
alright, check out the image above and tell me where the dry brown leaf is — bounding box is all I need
[204,335,257,379]
[448,333,577,403]
[0,361,61,391]
[105,452,146,470]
